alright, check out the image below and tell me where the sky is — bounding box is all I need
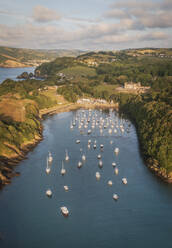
[0,0,172,50]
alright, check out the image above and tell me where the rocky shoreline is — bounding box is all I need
[0,128,43,188]
[147,158,172,183]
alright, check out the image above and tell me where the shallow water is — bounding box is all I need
[0,109,172,248]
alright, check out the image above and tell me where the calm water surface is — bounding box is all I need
[0,109,172,248]
[0,67,35,84]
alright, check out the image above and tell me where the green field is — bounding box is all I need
[93,84,119,95]
[60,65,97,78]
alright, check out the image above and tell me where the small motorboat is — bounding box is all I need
[61,161,66,175]
[108,129,112,134]
[77,161,82,168]
[122,178,127,184]
[65,149,69,161]
[46,158,51,174]
[100,144,104,149]
[88,129,91,134]
[97,154,101,159]
[76,140,80,144]
[60,206,69,216]
[96,172,101,180]
[108,180,113,186]
[113,194,119,200]
[93,144,96,149]
[112,162,116,167]
[46,189,52,197]
[64,185,69,191]
[70,122,73,129]
[46,167,50,174]
[98,160,103,168]
[82,154,86,161]
[114,147,119,154]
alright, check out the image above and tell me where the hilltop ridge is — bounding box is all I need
[0,46,85,68]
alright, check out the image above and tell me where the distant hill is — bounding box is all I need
[123,48,172,58]
[0,46,85,68]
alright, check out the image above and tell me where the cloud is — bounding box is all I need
[105,9,130,19]
[104,0,172,29]
[140,31,169,41]
[0,22,171,50]
[0,0,172,50]
[140,13,172,28]
[32,5,61,23]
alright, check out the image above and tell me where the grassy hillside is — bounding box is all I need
[0,46,85,68]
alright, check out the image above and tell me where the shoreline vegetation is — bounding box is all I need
[0,48,171,187]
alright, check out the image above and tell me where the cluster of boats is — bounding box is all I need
[45,109,130,217]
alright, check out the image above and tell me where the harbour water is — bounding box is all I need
[0,67,35,84]
[0,109,172,248]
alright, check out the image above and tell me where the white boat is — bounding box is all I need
[48,151,53,163]
[64,185,69,191]
[88,144,91,149]
[113,194,118,200]
[46,158,51,174]
[61,161,66,175]
[97,154,101,159]
[70,122,73,129]
[96,172,101,180]
[108,180,113,186]
[46,189,52,197]
[114,167,119,175]
[93,144,96,149]
[88,139,91,144]
[46,167,50,174]
[114,147,119,154]
[108,129,112,134]
[76,140,80,144]
[65,149,69,161]
[100,144,104,149]
[88,129,91,134]
[60,206,69,216]
[112,162,116,167]
[98,160,103,168]
[78,161,82,168]
[122,178,127,184]
[82,154,86,161]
